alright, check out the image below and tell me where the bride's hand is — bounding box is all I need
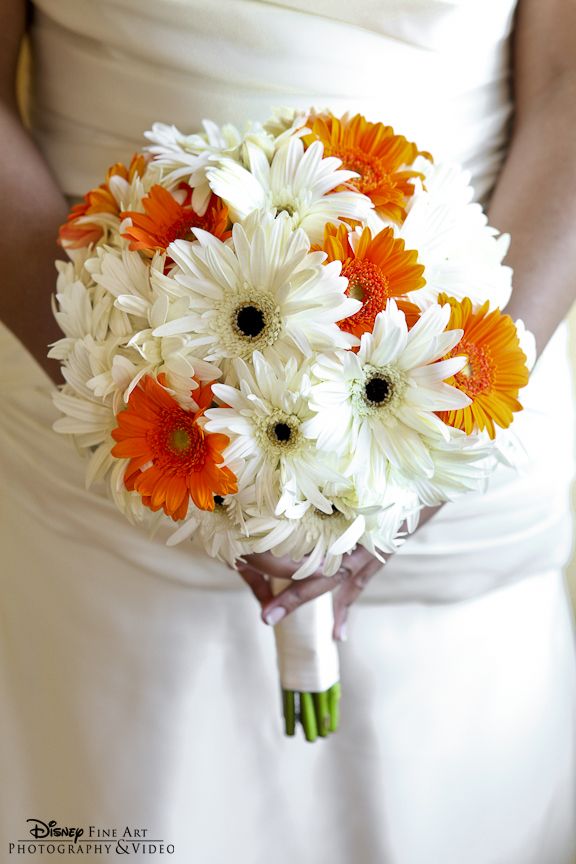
[236,506,441,639]
[236,547,385,642]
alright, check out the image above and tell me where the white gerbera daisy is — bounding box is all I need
[263,106,308,140]
[151,211,360,369]
[238,111,309,164]
[49,254,135,361]
[145,120,242,170]
[108,457,149,524]
[85,246,156,308]
[246,501,368,579]
[206,136,372,243]
[49,262,105,361]
[167,487,252,566]
[393,430,494,507]
[144,120,242,214]
[53,368,115,449]
[398,161,512,311]
[246,486,407,579]
[85,247,220,408]
[205,353,343,516]
[360,498,411,559]
[304,300,471,486]
[52,339,125,495]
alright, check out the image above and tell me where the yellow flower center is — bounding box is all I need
[328,146,386,195]
[339,259,390,333]
[454,340,495,397]
[169,427,192,453]
[150,410,207,472]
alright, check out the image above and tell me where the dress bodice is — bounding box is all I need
[29,0,517,201]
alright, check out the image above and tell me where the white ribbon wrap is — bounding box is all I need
[270,578,340,692]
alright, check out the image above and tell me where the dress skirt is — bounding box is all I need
[1,318,575,864]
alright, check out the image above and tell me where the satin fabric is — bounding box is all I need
[1,1,575,862]
[30,0,515,203]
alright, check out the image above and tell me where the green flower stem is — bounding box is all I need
[283,689,296,736]
[327,682,341,733]
[299,692,318,742]
[280,684,341,740]
[313,690,330,737]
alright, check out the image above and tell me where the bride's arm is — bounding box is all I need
[0,0,68,379]
[487,0,576,353]
[239,0,576,634]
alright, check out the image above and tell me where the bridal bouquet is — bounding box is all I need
[52,109,531,741]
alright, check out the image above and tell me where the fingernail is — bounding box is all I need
[264,606,286,626]
[337,621,348,642]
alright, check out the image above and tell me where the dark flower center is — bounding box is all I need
[236,305,265,337]
[276,202,296,217]
[274,422,292,442]
[213,495,225,505]
[365,376,391,405]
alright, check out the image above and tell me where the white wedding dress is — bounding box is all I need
[1,1,576,862]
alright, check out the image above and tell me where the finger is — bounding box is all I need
[244,552,304,581]
[344,545,381,571]
[236,564,274,609]
[332,556,385,641]
[245,548,374,582]
[261,570,345,626]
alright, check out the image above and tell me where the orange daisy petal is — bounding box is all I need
[303,112,428,222]
[319,224,425,338]
[437,294,529,439]
[171,498,190,522]
[110,437,150,459]
[111,375,238,520]
[121,186,229,254]
[188,474,215,512]
[58,154,147,249]
[165,476,189,516]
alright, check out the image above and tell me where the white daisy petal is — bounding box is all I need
[307,302,473,489]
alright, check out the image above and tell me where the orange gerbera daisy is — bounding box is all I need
[320,223,425,336]
[303,112,428,222]
[59,154,147,249]
[438,295,529,439]
[111,375,237,520]
[121,185,229,254]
